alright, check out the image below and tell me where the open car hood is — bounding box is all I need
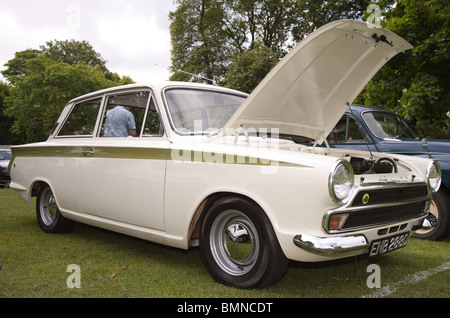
[222,20,412,143]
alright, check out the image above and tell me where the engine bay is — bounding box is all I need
[349,156,398,175]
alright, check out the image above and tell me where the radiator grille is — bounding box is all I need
[351,185,428,207]
[342,202,426,230]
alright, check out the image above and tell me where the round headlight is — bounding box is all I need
[329,160,354,203]
[427,161,441,192]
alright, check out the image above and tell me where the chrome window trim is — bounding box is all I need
[360,110,417,141]
[161,86,248,136]
[54,95,106,139]
[54,87,167,139]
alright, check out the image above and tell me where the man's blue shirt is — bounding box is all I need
[104,106,136,137]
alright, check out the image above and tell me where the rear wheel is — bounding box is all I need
[36,185,74,233]
[199,196,289,289]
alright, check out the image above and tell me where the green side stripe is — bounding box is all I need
[12,146,169,160]
[11,146,310,168]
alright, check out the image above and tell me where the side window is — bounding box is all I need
[101,91,149,137]
[142,97,163,136]
[328,115,365,143]
[58,98,102,137]
[329,116,347,143]
[347,117,365,141]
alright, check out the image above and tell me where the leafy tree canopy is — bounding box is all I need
[224,42,280,93]
[0,81,18,145]
[169,0,375,89]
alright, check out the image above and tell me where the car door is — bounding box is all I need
[78,89,169,231]
[53,97,105,215]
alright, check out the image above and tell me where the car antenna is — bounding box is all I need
[347,103,374,161]
[177,70,217,86]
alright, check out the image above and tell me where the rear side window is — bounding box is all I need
[58,98,102,137]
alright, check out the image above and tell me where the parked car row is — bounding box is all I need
[6,20,445,288]
[0,146,11,188]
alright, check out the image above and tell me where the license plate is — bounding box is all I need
[369,232,410,257]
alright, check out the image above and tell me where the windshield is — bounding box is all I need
[362,111,416,140]
[164,88,247,134]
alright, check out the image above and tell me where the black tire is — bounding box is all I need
[199,196,289,289]
[413,188,450,241]
[36,185,74,233]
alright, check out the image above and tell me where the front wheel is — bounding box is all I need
[199,197,289,289]
[36,185,74,233]
[413,189,450,241]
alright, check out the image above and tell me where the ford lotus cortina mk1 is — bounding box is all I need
[8,20,441,289]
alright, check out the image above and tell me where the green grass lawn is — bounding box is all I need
[0,188,448,298]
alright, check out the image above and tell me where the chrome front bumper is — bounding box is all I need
[293,213,432,257]
[293,234,368,256]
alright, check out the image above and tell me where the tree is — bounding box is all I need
[224,42,280,93]
[169,0,295,85]
[0,82,19,145]
[169,0,376,91]
[222,0,295,52]
[1,49,40,82]
[169,0,230,84]
[42,40,107,70]
[356,0,450,138]
[2,40,133,143]
[291,0,379,41]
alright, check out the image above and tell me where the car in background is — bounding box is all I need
[0,146,11,188]
[327,105,449,240]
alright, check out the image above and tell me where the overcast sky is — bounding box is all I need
[0,0,176,83]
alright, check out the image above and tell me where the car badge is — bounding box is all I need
[362,193,370,205]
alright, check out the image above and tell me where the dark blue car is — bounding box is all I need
[0,147,11,188]
[328,105,449,240]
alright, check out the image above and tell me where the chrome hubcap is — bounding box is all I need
[209,209,259,276]
[40,188,57,226]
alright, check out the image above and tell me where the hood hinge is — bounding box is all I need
[233,124,250,145]
[313,131,330,154]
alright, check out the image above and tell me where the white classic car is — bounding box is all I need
[9,20,441,289]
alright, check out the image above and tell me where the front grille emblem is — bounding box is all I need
[362,193,370,205]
